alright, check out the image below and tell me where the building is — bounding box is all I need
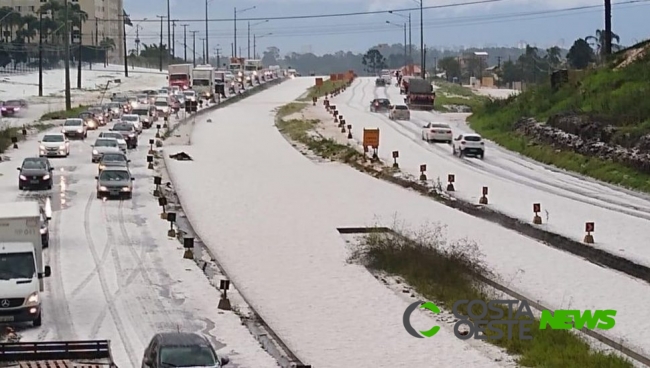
[459,51,488,70]
[6,0,124,62]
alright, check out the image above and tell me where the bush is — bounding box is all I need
[40,105,89,121]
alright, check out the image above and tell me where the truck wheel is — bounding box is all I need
[33,313,42,327]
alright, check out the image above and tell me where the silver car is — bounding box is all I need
[95,167,134,199]
[389,105,410,120]
[91,137,120,162]
[98,152,130,174]
[98,131,128,153]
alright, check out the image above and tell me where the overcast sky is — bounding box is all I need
[124,0,649,58]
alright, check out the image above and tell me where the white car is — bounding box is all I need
[91,137,121,162]
[121,114,142,133]
[61,118,87,139]
[183,90,196,101]
[452,133,485,159]
[154,98,170,115]
[98,131,128,153]
[39,133,70,157]
[422,122,453,143]
[382,74,392,84]
[388,105,410,120]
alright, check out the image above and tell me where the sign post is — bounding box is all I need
[533,203,542,224]
[584,222,595,244]
[363,128,380,160]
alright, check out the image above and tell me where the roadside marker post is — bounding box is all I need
[584,222,595,244]
[148,138,155,154]
[153,176,162,197]
[147,155,154,169]
[158,196,167,219]
[166,212,177,238]
[419,164,427,181]
[447,174,455,191]
[347,125,352,139]
[218,279,232,311]
[392,151,399,168]
[479,186,488,204]
[533,203,542,224]
[183,237,194,259]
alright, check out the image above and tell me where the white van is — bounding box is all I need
[0,201,52,326]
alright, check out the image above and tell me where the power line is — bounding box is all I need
[127,0,650,41]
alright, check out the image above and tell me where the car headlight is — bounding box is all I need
[42,174,50,180]
[77,128,83,133]
[39,145,45,150]
[253,71,257,76]
[99,165,105,170]
[92,149,98,154]
[26,292,39,305]
[129,134,135,138]
[99,186,108,191]
[19,175,27,180]
[40,227,47,235]
[121,187,131,191]
[59,145,66,150]
[61,129,66,133]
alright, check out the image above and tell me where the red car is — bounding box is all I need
[1,99,28,116]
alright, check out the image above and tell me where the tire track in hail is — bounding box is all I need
[380,84,650,220]
[88,201,148,339]
[345,78,361,105]
[83,193,138,367]
[46,208,77,340]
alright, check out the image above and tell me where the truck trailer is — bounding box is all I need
[191,65,216,101]
[0,340,117,367]
[0,201,51,327]
[168,64,192,90]
[404,77,435,111]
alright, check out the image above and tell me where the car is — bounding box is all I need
[389,104,410,120]
[1,99,27,116]
[136,93,149,104]
[111,122,138,149]
[157,88,169,96]
[452,133,485,159]
[91,137,121,162]
[130,105,154,128]
[382,74,392,85]
[183,90,196,101]
[369,98,390,112]
[61,118,87,139]
[98,152,130,174]
[105,101,123,118]
[375,77,387,87]
[141,332,229,368]
[88,106,108,125]
[98,131,128,153]
[154,98,170,116]
[95,167,134,199]
[39,133,70,157]
[121,114,143,133]
[422,122,453,143]
[79,111,99,130]
[18,157,53,190]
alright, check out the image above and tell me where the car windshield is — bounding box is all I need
[99,170,130,181]
[431,124,449,128]
[464,135,482,141]
[101,133,123,140]
[155,101,168,106]
[132,109,148,115]
[137,94,147,99]
[159,346,216,367]
[22,160,47,169]
[395,105,408,110]
[102,154,126,162]
[183,91,194,97]
[0,252,35,280]
[108,103,121,108]
[42,135,64,142]
[5,100,21,106]
[122,115,137,121]
[79,113,92,119]
[113,124,132,131]
[64,120,82,126]
[95,139,117,147]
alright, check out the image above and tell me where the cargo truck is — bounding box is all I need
[244,59,263,83]
[0,201,51,327]
[0,340,117,367]
[168,64,193,90]
[191,65,216,102]
[404,77,435,111]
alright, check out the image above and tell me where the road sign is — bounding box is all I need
[448,174,455,183]
[533,203,541,213]
[585,222,594,233]
[482,186,488,195]
[420,164,426,172]
[392,151,399,158]
[315,78,323,86]
[363,128,380,148]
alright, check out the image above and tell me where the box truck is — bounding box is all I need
[0,201,51,326]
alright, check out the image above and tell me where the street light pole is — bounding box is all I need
[38,10,44,96]
[156,15,165,71]
[205,0,209,63]
[419,0,425,78]
[247,22,250,59]
[234,6,256,59]
[167,0,171,64]
[253,33,272,59]
[63,0,71,110]
[190,30,198,66]
[181,24,188,62]
[386,21,407,68]
[122,14,128,77]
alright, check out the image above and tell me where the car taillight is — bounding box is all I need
[461,141,466,144]
[480,141,484,145]
[374,103,378,106]
[446,130,452,134]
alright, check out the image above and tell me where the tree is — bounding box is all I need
[361,48,386,75]
[566,38,595,69]
[586,29,620,59]
[499,59,521,85]
[438,56,461,80]
[545,46,562,69]
[262,46,279,65]
[99,37,116,66]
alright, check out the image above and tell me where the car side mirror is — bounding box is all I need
[95,176,99,180]
[131,177,135,181]
[143,357,152,366]
[220,356,229,365]
[17,167,20,170]
[49,167,53,171]
[43,266,51,278]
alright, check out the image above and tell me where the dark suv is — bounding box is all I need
[375,77,386,86]
[142,332,229,368]
[370,98,391,112]
[111,122,138,149]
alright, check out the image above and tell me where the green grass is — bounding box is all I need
[350,226,632,368]
[300,79,349,100]
[0,124,54,153]
[40,105,89,121]
[432,79,489,112]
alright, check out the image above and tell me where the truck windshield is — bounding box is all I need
[0,252,36,280]
[169,74,187,81]
[244,65,257,71]
[228,64,240,70]
[193,79,210,86]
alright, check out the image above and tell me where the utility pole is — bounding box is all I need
[403,23,407,67]
[167,0,171,65]
[419,0,425,78]
[38,9,44,96]
[172,20,176,58]
[156,15,165,71]
[408,13,412,64]
[253,34,256,59]
[63,0,71,110]
[214,47,221,67]
[135,25,141,54]
[247,22,250,59]
[200,38,206,64]
[123,13,128,77]
[233,7,237,59]
[190,30,198,66]
[181,24,188,62]
[205,0,209,64]
[77,21,82,88]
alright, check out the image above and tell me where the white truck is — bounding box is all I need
[0,201,51,327]
[244,59,263,83]
[168,64,193,90]
[191,65,216,101]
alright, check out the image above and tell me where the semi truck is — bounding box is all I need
[168,64,193,89]
[0,201,51,327]
[191,65,216,101]
[0,340,117,367]
[404,77,435,111]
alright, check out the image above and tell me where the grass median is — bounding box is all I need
[349,223,632,368]
[0,124,53,153]
[301,78,350,100]
[40,105,89,121]
[432,79,489,112]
